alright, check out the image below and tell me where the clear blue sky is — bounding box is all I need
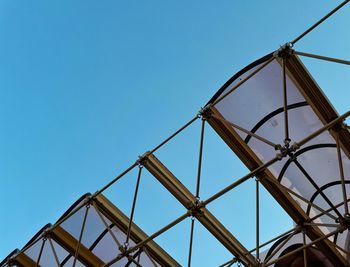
[0,1,349,266]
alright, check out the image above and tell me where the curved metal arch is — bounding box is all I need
[264,234,291,261]
[277,143,336,182]
[306,180,350,215]
[245,101,309,144]
[206,53,273,106]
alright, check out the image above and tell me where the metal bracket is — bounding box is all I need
[274,42,294,58]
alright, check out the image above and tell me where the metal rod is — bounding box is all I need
[47,162,137,240]
[256,178,260,262]
[143,247,157,267]
[211,114,277,148]
[294,51,350,65]
[303,231,308,267]
[336,134,349,215]
[19,234,44,262]
[73,206,89,267]
[139,247,158,267]
[130,258,143,267]
[36,239,46,267]
[304,222,339,228]
[333,242,350,256]
[202,156,279,207]
[126,166,143,246]
[213,57,274,106]
[268,176,338,221]
[48,238,61,267]
[187,218,195,267]
[125,254,143,267]
[282,57,290,143]
[310,198,350,221]
[150,115,200,154]
[263,228,298,264]
[92,202,122,247]
[290,0,350,45]
[97,162,138,195]
[296,110,350,148]
[125,249,143,267]
[248,227,297,255]
[265,228,341,266]
[195,119,205,198]
[217,258,236,267]
[219,227,298,267]
[103,212,190,267]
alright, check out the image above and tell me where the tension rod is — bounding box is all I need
[126,165,143,247]
[291,0,350,45]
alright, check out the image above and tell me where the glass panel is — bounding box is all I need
[23,238,43,263]
[49,239,70,264]
[81,205,110,248]
[139,250,161,267]
[215,59,304,139]
[37,240,59,266]
[60,204,87,241]
[91,227,122,262]
[63,256,86,267]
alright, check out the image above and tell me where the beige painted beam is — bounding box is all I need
[12,252,37,267]
[286,54,350,158]
[51,226,105,267]
[143,153,257,266]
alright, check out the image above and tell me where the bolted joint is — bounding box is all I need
[255,173,263,182]
[274,42,293,58]
[119,245,133,256]
[294,224,303,233]
[200,105,213,120]
[276,146,290,160]
[337,213,350,233]
[197,107,204,119]
[297,222,308,233]
[189,201,204,218]
[290,142,300,152]
[276,140,299,160]
[331,119,345,132]
[137,151,151,166]
[40,223,53,239]
[83,194,93,207]
[276,153,284,161]
[127,254,134,262]
[274,144,283,151]
[284,138,291,148]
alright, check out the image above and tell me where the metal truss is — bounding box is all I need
[2,1,350,267]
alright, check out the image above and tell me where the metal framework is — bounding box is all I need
[1,1,350,266]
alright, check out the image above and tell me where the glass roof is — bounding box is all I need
[0,193,178,267]
[2,48,349,267]
[207,50,350,265]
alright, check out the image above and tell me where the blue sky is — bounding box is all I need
[0,1,349,266]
